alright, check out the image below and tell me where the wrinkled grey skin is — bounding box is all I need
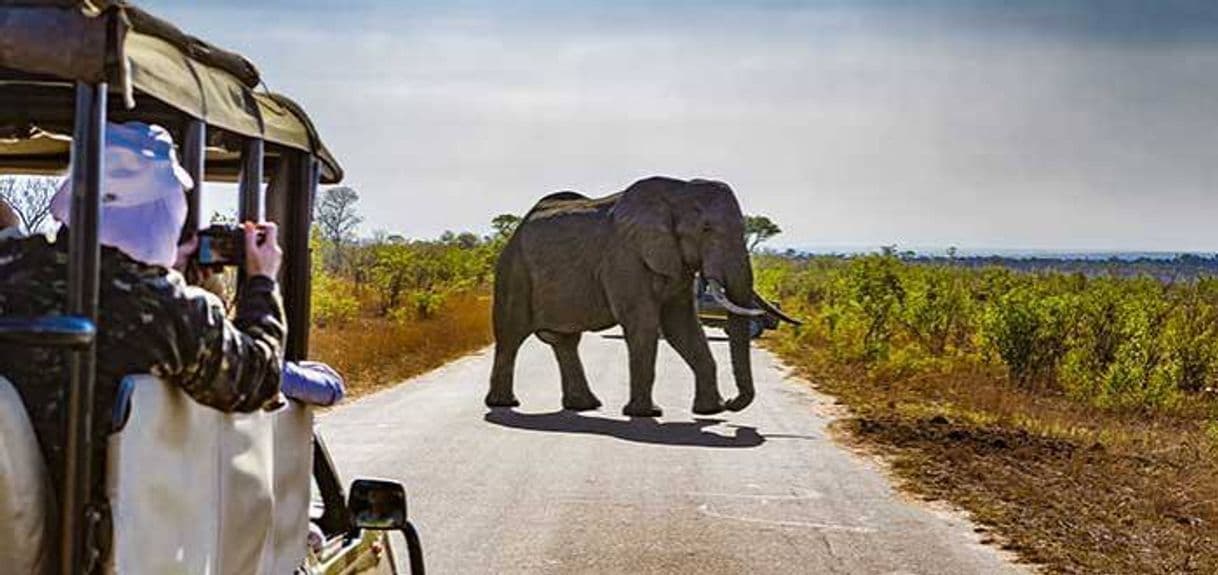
[487,176,760,417]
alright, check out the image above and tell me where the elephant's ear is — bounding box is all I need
[611,179,686,279]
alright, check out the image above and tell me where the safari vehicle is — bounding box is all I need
[695,276,798,339]
[0,2,422,574]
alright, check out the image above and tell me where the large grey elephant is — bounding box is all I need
[486,176,796,417]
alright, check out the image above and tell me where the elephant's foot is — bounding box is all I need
[485,390,521,408]
[562,392,603,412]
[622,399,663,418]
[692,395,726,415]
[725,392,755,412]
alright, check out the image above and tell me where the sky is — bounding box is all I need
[143,0,1218,252]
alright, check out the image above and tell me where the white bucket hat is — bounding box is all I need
[52,121,194,268]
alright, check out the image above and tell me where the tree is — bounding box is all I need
[453,232,481,250]
[316,186,363,248]
[0,176,57,232]
[491,213,521,238]
[744,214,781,253]
[315,186,363,270]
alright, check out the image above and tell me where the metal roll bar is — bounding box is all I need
[240,138,265,223]
[0,317,96,349]
[62,80,106,575]
[180,120,206,240]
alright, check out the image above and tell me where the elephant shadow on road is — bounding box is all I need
[483,408,766,448]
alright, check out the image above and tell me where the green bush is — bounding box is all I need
[981,286,1074,389]
[311,269,359,326]
[900,265,973,356]
[756,253,1218,414]
[844,254,906,359]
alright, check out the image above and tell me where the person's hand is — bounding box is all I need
[244,221,282,280]
[173,234,198,272]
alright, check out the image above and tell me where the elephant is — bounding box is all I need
[486,176,798,417]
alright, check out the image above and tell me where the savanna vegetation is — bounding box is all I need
[755,250,1218,573]
[307,187,517,398]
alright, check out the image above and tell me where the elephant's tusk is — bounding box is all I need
[752,291,803,326]
[706,279,766,317]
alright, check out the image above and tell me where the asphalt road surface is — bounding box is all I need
[319,330,1026,574]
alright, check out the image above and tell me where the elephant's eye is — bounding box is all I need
[702,223,714,234]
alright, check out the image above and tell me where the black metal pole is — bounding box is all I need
[283,155,318,361]
[237,138,264,288]
[239,138,264,223]
[62,81,106,575]
[179,120,205,241]
[402,522,426,575]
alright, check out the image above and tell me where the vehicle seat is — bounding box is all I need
[270,398,314,574]
[0,375,53,575]
[105,375,313,575]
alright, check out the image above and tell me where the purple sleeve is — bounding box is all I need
[281,360,345,406]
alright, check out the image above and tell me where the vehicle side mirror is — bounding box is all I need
[347,478,426,574]
[348,479,407,530]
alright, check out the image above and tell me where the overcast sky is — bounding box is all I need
[144,0,1218,252]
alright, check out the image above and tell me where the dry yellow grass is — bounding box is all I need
[310,291,493,399]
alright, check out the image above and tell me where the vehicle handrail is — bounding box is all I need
[0,316,96,350]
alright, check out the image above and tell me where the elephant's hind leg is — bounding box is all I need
[487,333,526,408]
[488,251,531,408]
[488,295,529,408]
[539,331,602,411]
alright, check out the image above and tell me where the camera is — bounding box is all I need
[195,224,265,267]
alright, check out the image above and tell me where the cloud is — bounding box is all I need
[145,0,1218,251]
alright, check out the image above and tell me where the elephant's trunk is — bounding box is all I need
[722,265,756,412]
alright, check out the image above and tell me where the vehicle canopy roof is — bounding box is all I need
[0,0,343,183]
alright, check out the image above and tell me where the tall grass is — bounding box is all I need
[310,292,491,398]
[307,230,501,398]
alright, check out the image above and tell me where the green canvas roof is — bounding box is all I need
[0,0,343,183]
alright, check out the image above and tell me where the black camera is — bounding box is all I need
[196,224,265,267]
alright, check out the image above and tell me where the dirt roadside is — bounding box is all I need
[766,340,1218,574]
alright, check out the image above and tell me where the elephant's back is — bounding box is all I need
[517,191,614,259]
[523,191,620,225]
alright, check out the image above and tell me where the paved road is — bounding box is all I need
[319,331,1025,574]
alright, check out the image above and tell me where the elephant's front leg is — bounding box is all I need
[621,325,663,417]
[660,295,724,415]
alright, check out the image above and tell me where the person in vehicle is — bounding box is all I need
[0,121,286,490]
[174,245,346,407]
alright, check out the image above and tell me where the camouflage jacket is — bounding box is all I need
[0,234,286,485]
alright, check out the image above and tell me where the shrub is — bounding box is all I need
[312,270,359,326]
[899,265,973,356]
[844,254,906,359]
[982,286,1074,389]
[755,253,1218,415]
